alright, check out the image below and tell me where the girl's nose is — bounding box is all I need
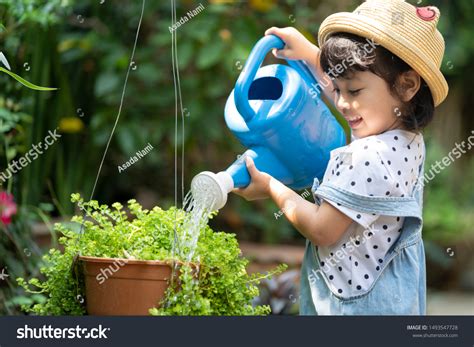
[336,95,350,114]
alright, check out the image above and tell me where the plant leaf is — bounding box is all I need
[0,67,57,91]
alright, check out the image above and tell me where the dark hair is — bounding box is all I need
[319,33,434,132]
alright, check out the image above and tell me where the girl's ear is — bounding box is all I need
[396,70,421,102]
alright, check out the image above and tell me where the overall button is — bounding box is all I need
[311,178,322,205]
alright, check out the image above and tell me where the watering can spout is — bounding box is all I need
[191,147,291,211]
[191,171,234,211]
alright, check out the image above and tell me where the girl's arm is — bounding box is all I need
[304,45,337,108]
[233,157,352,246]
[264,27,336,107]
[267,172,352,246]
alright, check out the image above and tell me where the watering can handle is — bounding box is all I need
[234,34,320,122]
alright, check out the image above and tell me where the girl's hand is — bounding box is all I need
[264,26,318,62]
[266,27,336,107]
[232,157,272,201]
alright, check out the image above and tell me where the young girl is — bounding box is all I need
[232,0,448,315]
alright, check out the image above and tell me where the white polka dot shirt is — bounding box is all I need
[316,129,425,297]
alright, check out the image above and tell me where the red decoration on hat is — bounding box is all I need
[416,7,436,21]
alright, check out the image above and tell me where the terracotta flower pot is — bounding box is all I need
[80,255,187,316]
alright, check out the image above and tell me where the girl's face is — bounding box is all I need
[332,71,404,138]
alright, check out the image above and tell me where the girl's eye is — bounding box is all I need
[348,89,362,96]
[332,88,340,94]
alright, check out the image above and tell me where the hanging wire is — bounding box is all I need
[170,0,180,292]
[71,0,147,302]
[169,0,188,296]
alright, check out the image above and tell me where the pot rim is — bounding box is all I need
[78,255,198,268]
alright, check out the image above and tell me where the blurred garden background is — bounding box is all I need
[0,0,473,315]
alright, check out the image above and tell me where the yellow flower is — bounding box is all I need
[57,39,77,53]
[209,0,237,4]
[59,117,84,133]
[249,0,276,12]
[219,29,232,42]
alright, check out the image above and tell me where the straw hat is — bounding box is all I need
[318,0,448,107]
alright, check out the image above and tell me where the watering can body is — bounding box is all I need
[191,35,346,211]
[224,35,346,190]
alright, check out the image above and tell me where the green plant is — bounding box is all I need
[17,193,286,315]
[0,189,57,314]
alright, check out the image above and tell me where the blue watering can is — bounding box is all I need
[191,35,346,210]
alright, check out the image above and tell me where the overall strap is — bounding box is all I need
[315,183,422,219]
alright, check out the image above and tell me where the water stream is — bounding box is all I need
[173,189,216,264]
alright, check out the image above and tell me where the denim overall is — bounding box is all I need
[299,149,426,315]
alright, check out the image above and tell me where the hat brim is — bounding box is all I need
[318,13,448,107]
